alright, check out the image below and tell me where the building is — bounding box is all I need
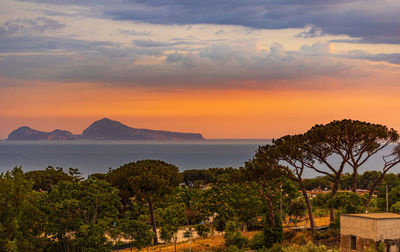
[341,213,400,252]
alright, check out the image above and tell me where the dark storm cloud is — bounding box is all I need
[18,0,400,44]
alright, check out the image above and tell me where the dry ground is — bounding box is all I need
[114,216,331,252]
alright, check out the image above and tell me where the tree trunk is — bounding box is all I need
[266,196,275,226]
[365,173,385,211]
[148,200,158,245]
[352,166,359,193]
[330,179,340,223]
[300,186,315,236]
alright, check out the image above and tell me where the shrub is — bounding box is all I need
[282,242,336,252]
[313,231,329,240]
[225,245,244,252]
[195,224,211,238]
[249,232,265,250]
[263,213,283,248]
[224,221,248,249]
[258,243,282,252]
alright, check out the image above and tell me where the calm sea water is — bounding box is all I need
[0,140,398,178]
[0,139,271,176]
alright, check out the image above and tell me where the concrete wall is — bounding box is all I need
[377,219,400,240]
[341,235,376,252]
[341,215,400,251]
[340,215,377,240]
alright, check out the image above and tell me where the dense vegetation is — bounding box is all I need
[1,119,400,251]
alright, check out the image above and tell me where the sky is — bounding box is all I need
[1,0,400,139]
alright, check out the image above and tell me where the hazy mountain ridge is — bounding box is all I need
[7,118,204,141]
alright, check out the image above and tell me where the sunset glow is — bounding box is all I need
[1,0,400,138]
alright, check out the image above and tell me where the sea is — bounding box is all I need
[0,139,271,177]
[0,139,398,178]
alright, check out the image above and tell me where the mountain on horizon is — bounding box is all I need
[7,118,204,141]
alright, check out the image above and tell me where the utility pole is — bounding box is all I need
[386,184,389,213]
[280,183,283,221]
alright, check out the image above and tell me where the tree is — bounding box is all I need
[390,201,400,214]
[158,203,186,252]
[327,192,366,214]
[120,216,153,251]
[25,166,76,192]
[288,198,306,226]
[265,135,317,234]
[45,179,120,251]
[378,184,400,211]
[364,145,400,210]
[197,181,263,232]
[224,221,248,249]
[236,158,287,248]
[238,158,283,227]
[309,120,398,192]
[0,167,47,251]
[108,160,182,245]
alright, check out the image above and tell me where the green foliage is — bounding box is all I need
[390,201,400,213]
[263,212,283,248]
[25,166,77,192]
[119,215,153,250]
[108,160,182,244]
[45,179,120,251]
[158,203,186,243]
[225,245,245,252]
[195,224,211,238]
[108,159,182,205]
[198,182,263,231]
[249,232,265,250]
[0,167,47,251]
[282,242,336,252]
[303,177,331,191]
[312,193,331,209]
[288,198,306,222]
[313,231,329,240]
[224,221,248,249]
[377,179,400,211]
[183,227,194,239]
[327,192,366,214]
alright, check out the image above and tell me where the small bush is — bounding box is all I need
[258,243,282,252]
[224,221,248,249]
[250,232,265,250]
[195,224,211,238]
[283,231,296,240]
[225,245,244,252]
[282,242,335,252]
[313,231,329,240]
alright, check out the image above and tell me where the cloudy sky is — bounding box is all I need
[1,0,400,138]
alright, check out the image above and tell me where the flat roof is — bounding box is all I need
[342,213,400,219]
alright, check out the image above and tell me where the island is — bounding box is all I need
[7,118,204,141]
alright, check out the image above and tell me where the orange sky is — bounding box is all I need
[2,0,400,139]
[2,81,400,139]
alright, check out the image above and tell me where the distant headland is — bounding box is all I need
[7,118,204,141]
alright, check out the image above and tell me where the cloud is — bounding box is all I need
[3,41,395,90]
[0,35,114,53]
[120,29,152,36]
[17,0,400,44]
[0,17,65,38]
[133,39,186,47]
[347,50,400,65]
